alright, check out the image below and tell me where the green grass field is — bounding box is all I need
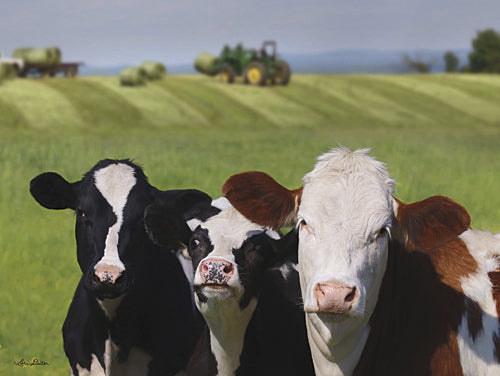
[1,74,500,375]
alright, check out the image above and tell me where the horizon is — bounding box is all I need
[1,1,497,67]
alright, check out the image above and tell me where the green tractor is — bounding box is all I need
[194,41,291,86]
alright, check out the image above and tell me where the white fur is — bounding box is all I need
[103,338,152,376]
[457,229,500,376]
[196,293,257,376]
[74,354,105,376]
[98,295,124,320]
[94,164,136,274]
[73,338,152,376]
[297,147,395,375]
[194,202,277,375]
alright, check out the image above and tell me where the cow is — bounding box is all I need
[222,147,500,376]
[29,159,213,376]
[144,196,314,376]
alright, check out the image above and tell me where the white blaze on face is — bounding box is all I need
[297,148,395,317]
[94,163,137,276]
[193,204,279,294]
[193,201,278,376]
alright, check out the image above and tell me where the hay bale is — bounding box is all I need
[0,63,18,80]
[194,52,219,76]
[12,47,61,66]
[120,67,148,86]
[140,61,167,80]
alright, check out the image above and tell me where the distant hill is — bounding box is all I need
[79,49,471,76]
[281,49,471,74]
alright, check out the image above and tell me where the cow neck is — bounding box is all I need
[98,295,125,320]
[305,311,371,376]
[197,295,257,376]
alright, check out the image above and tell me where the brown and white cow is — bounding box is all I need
[223,147,500,376]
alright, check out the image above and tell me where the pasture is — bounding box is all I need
[1,74,500,375]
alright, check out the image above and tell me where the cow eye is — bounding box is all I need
[76,209,86,219]
[190,238,200,249]
[298,219,311,235]
[376,227,388,239]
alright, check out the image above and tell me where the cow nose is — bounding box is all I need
[94,264,123,284]
[199,258,235,285]
[314,281,357,314]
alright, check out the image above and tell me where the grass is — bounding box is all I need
[1,73,500,375]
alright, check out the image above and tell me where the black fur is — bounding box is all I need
[30,159,212,375]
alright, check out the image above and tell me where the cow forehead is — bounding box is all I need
[201,206,273,258]
[94,163,137,209]
[299,148,395,238]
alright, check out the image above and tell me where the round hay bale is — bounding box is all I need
[120,67,148,86]
[140,61,167,80]
[46,46,62,65]
[12,47,61,66]
[194,52,219,76]
[0,63,18,80]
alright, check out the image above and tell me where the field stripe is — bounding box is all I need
[0,95,29,129]
[370,75,500,124]
[334,75,478,127]
[305,75,441,127]
[91,77,208,128]
[290,76,414,127]
[156,77,275,127]
[205,79,323,127]
[0,79,84,129]
[39,78,147,129]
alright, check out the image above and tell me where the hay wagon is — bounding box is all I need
[20,62,84,77]
[12,47,83,77]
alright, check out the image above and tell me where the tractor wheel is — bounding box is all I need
[274,61,291,85]
[221,64,235,84]
[244,62,267,86]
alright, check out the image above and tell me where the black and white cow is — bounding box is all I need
[144,194,314,376]
[30,159,212,376]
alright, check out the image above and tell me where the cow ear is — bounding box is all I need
[394,195,471,250]
[170,189,214,221]
[144,202,192,249]
[222,171,303,230]
[144,189,213,249]
[270,228,299,264]
[30,172,77,210]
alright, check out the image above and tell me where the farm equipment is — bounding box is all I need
[11,47,83,77]
[194,41,291,86]
[0,51,24,72]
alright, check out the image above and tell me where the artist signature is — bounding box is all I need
[13,358,50,367]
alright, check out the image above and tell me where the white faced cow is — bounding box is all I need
[144,196,314,376]
[30,159,212,376]
[223,147,500,376]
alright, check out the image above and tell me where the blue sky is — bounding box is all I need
[0,0,499,66]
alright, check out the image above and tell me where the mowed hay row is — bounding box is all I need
[1,74,500,134]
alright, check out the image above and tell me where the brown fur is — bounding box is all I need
[354,196,476,375]
[489,269,500,361]
[222,171,303,229]
[395,195,471,251]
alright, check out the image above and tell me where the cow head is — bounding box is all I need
[30,159,212,301]
[145,196,295,311]
[144,192,299,373]
[223,148,471,324]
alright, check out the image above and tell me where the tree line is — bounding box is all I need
[404,28,500,73]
